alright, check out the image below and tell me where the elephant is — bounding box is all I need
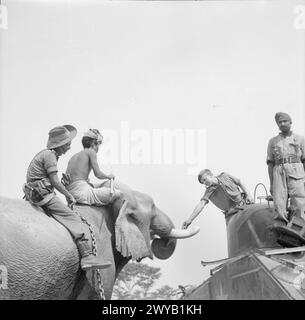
[0,181,199,300]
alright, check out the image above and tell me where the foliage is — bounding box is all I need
[112,262,191,300]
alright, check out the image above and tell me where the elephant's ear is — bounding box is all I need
[115,200,152,261]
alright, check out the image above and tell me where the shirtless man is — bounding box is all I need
[65,129,122,206]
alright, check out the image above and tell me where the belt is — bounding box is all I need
[275,156,301,165]
[23,183,55,206]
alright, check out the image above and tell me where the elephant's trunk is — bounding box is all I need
[151,207,200,239]
[150,208,177,260]
[150,207,175,238]
[150,208,199,260]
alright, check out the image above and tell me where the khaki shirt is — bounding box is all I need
[267,132,305,179]
[200,172,243,208]
[26,149,58,183]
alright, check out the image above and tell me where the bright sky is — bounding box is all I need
[0,0,305,292]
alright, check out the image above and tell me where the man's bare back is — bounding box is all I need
[66,149,93,183]
[65,128,135,207]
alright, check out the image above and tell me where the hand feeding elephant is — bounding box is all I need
[0,181,199,300]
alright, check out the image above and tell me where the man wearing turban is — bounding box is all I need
[267,112,305,224]
[64,129,126,207]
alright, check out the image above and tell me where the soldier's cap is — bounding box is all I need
[275,112,292,123]
[83,128,103,143]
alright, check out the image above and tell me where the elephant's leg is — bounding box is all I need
[76,267,116,300]
[76,278,101,300]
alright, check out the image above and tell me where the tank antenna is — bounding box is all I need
[253,183,270,208]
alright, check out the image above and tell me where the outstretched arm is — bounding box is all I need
[182,200,208,229]
[88,149,114,180]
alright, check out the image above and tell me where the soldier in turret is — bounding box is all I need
[182,169,254,229]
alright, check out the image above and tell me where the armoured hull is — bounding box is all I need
[184,203,305,300]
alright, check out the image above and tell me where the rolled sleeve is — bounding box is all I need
[266,140,274,165]
[200,187,214,203]
[44,151,58,174]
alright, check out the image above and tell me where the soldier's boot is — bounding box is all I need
[286,216,305,238]
[77,240,112,271]
[272,212,289,227]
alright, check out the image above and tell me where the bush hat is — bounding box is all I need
[47,125,77,149]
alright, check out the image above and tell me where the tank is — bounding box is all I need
[184,202,305,300]
[226,203,280,257]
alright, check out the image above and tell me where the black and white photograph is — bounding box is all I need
[1,0,305,306]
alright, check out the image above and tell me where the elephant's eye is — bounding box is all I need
[127,212,137,221]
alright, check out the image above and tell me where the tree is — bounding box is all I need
[112,262,194,300]
[113,262,176,300]
[150,285,176,300]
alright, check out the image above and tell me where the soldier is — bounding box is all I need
[24,125,110,271]
[182,169,254,229]
[267,112,305,224]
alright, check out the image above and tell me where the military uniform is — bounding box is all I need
[201,172,245,214]
[26,149,92,247]
[267,132,305,221]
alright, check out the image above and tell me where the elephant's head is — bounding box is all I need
[112,182,200,262]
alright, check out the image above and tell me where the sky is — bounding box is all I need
[0,0,305,292]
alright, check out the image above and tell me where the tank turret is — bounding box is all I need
[226,203,281,257]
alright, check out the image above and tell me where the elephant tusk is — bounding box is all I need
[168,226,200,239]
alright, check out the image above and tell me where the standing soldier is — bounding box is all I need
[267,112,305,224]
